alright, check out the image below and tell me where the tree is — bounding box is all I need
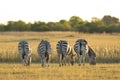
[59,19,71,30]
[47,22,56,31]
[15,20,28,31]
[102,15,119,25]
[5,20,27,31]
[31,21,49,31]
[90,17,105,33]
[0,24,5,31]
[69,16,83,30]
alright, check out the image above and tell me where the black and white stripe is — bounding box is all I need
[18,41,31,66]
[56,40,75,66]
[88,46,96,65]
[37,40,52,67]
[74,39,88,66]
[74,39,96,65]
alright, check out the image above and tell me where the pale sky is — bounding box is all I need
[0,0,120,23]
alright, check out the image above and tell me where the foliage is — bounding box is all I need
[0,15,120,33]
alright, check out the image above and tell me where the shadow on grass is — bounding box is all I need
[96,57,120,63]
[0,56,120,64]
[0,56,58,63]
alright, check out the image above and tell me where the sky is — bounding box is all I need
[0,0,120,23]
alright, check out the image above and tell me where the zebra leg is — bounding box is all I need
[61,54,66,66]
[24,55,28,66]
[68,55,71,66]
[41,55,45,67]
[58,54,61,67]
[20,54,25,66]
[46,54,50,67]
[28,57,31,66]
[61,54,64,66]
[82,53,86,66]
[23,58,27,66]
[77,53,81,66]
[63,55,66,66]
[26,55,31,66]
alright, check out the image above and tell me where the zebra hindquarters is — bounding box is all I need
[74,39,88,66]
[56,40,68,67]
[38,40,52,67]
[18,41,31,66]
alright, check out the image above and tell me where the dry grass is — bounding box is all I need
[0,63,120,80]
[0,32,120,80]
[0,32,120,63]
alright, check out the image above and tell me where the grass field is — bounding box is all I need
[0,63,120,80]
[0,32,120,80]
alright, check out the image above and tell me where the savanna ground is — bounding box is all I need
[0,32,120,80]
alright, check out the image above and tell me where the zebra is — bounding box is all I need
[56,40,75,66]
[88,46,96,65]
[18,41,32,66]
[74,39,96,66]
[37,40,52,67]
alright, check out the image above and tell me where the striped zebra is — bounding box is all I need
[74,39,96,66]
[56,40,75,66]
[37,40,52,67]
[18,41,31,66]
[88,46,96,65]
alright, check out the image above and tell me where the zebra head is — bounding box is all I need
[69,49,76,66]
[88,46,96,65]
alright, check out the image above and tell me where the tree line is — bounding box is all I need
[0,15,120,33]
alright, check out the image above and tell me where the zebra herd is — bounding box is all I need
[18,39,96,67]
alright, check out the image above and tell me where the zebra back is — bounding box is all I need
[56,40,70,55]
[37,40,52,55]
[18,41,31,55]
[74,39,88,55]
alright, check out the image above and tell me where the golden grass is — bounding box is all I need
[0,32,120,80]
[0,31,120,63]
[0,63,120,80]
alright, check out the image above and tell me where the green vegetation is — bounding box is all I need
[0,15,120,33]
